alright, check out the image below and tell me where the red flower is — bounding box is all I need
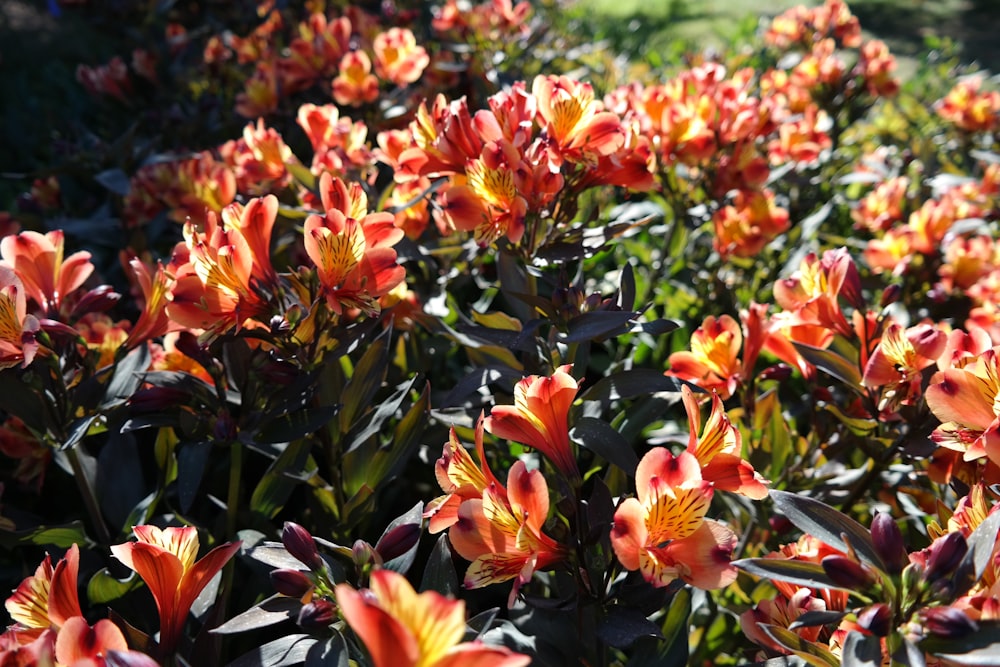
[110,526,240,655]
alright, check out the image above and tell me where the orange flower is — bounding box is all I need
[236,61,280,119]
[5,545,82,641]
[937,76,1000,132]
[862,322,947,412]
[110,525,241,656]
[426,418,504,534]
[448,461,566,604]
[773,248,860,338]
[666,314,743,400]
[373,28,429,86]
[682,386,769,499]
[335,569,530,667]
[925,348,1000,466]
[124,257,175,350]
[167,207,270,334]
[332,51,379,107]
[0,230,93,314]
[852,176,909,233]
[712,189,790,260]
[0,266,40,370]
[303,174,406,315]
[484,365,580,478]
[53,616,129,666]
[610,449,738,589]
[219,120,293,196]
[532,74,625,163]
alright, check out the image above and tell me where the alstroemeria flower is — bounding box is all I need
[0,266,40,370]
[682,386,768,499]
[925,348,1000,466]
[332,50,379,107]
[862,322,947,413]
[123,257,175,350]
[425,417,504,534]
[303,173,406,316]
[484,365,580,479]
[372,28,429,86]
[667,314,743,399]
[5,544,82,641]
[611,449,738,589]
[532,74,625,163]
[774,248,861,338]
[448,461,566,605]
[110,525,241,655]
[53,616,128,666]
[0,230,93,315]
[335,569,530,667]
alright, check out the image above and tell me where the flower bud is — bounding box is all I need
[283,522,323,570]
[822,555,876,590]
[375,523,421,563]
[758,364,792,382]
[871,513,908,575]
[297,599,337,631]
[880,284,902,309]
[857,603,892,637]
[924,532,968,585]
[270,568,314,598]
[70,285,121,319]
[352,539,378,569]
[921,606,979,638]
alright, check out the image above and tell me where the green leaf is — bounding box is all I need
[420,534,459,597]
[12,521,93,549]
[577,370,686,406]
[822,403,878,436]
[211,596,301,635]
[103,344,151,407]
[759,624,840,667]
[842,631,883,667]
[770,490,886,572]
[792,342,862,390]
[597,606,664,649]
[570,417,639,476]
[339,331,389,433]
[733,558,853,592]
[228,634,318,666]
[88,569,142,604]
[251,439,316,519]
[343,376,419,455]
[923,622,1000,665]
[559,311,636,343]
[255,407,339,446]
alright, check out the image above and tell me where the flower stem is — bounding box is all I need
[66,446,111,545]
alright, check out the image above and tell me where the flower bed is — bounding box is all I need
[2,1,1000,665]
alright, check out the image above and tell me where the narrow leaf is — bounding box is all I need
[792,342,862,390]
[733,558,853,592]
[212,596,302,635]
[842,631,883,667]
[770,490,886,572]
[228,634,317,666]
[571,417,639,476]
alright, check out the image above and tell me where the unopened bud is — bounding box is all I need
[822,555,876,590]
[758,364,792,382]
[283,522,323,570]
[880,284,902,309]
[270,568,314,598]
[857,603,892,637]
[375,523,421,563]
[871,513,908,575]
[921,606,979,638]
[297,599,337,631]
[925,532,968,585]
[352,539,378,569]
[70,285,121,318]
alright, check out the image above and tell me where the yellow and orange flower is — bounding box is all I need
[426,418,503,534]
[0,266,40,370]
[712,189,790,260]
[448,461,566,604]
[373,28,429,86]
[0,230,93,314]
[666,314,743,400]
[332,50,379,107]
[773,248,860,338]
[682,386,768,499]
[124,256,175,350]
[335,569,530,667]
[5,545,82,642]
[937,76,1000,133]
[484,365,580,478]
[925,348,1000,466]
[610,449,738,589]
[532,74,624,163]
[110,525,241,655]
[303,173,406,315]
[862,322,947,412]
